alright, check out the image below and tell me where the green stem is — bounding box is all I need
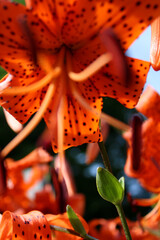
[115,204,132,240]
[98,141,112,172]
[50,225,98,240]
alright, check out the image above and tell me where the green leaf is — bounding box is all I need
[66,205,87,236]
[96,167,124,205]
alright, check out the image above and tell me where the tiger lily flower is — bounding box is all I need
[0,0,159,156]
[124,118,160,193]
[0,148,53,213]
[89,209,160,240]
[0,210,89,240]
[124,86,160,193]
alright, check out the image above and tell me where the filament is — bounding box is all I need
[1,82,55,158]
[0,68,60,95]
[70,81,130,132]
[67,51,112,82]
[57,95,65,181]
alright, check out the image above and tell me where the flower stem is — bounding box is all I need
[115,204,132,240]
[98,141,132,240]
[50,225,98,240]
[98,141,112,172]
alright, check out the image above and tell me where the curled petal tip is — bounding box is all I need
[150,17,160,71]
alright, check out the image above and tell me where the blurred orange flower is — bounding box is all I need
[0,148,85,217]
[124,118,160,193]
[0,0,158,154]
[0,210,88,240]
[124,86,160,193]
[0,210,52,240]
[89,215,160,240]
[0,148,53,213]
[89,200,160,240]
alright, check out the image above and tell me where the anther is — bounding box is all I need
[0,154,7,195]
[131,114,143,171]
[100,28,131,86]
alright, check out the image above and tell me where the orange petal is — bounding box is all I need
[89,218,126,240]
[0,74,41,124]
[0,2,60,77]
[0,210,52,240]
[25,0,60,37]
[0,1,60,49]
[73,35,150,108]
[46,212,89,240]
[150,17,160,71]
[43,80,102,152]
[136,85,160,122]
[3,108,23,133]
[109,0,160,51]
[5,147,53,173]
[55,0,160,49]
[89,217,158,240]
[56,0,120,46]
[67,194,86,217]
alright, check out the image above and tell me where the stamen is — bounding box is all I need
[0,68,60,95]
[1,82,55,158]
[51,167,67,213]
[57,95,65,181]
[133,194,160,207]
[131,114,143,171]
[67,51,112,82]
[70,81,130,131]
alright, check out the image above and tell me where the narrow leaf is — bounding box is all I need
[66,205,87,236]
